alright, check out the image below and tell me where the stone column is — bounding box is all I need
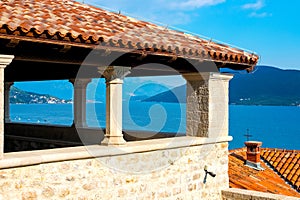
[98,66,131,145]
[4,82,13,123]
[0,55,14,159]
[69,79,91,128]
[183,72,233,138]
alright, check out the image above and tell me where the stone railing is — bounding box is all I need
[0,136,232,199]
[4,123,178,152]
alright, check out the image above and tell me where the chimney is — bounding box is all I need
[244,141,264,170]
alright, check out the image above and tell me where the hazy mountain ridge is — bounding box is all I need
[229,66,300,106]
[143,66,300,106]
[142,84,186,103]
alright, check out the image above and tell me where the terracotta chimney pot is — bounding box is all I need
[244,141,264,170]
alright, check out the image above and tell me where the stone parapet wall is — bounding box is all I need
[0,141,229,200]
[4,123,179,152]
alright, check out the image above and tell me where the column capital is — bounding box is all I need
[98,66,131,82]
[182,72,210,81]
[183,72,233,81]
[210,72,234,81]
[0,54,14,68]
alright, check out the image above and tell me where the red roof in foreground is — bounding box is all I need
[0,0,258,67]
[261,148,300,190]
[229,148,300,198]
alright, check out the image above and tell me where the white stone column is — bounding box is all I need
[69,79,91,128]
[0,55,14,159]
[183,72,233,138]
[98,66,130,145]
[4,82,13,123]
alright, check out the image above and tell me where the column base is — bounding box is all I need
[101,135,126,146]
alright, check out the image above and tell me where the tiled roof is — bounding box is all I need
[229,148,300,198]
[0,0,259,68]
[261,148,300,191]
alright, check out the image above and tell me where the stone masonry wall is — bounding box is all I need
[186,79,209,137]
[0,142,229,200]
[185,73,232,138]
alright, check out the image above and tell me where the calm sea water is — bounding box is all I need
[10,103,300,150]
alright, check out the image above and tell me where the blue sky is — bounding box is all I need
[14,0,300,98]
[85,0,300,70]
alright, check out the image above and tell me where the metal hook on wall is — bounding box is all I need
[203,165,216,184]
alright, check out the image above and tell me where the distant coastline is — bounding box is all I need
[10,65,300,106]
[10,86,72,104]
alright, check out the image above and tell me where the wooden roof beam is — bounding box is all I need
[59,45,72,53]
[6,39,19,48]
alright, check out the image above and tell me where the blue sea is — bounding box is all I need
[10,103,300,150]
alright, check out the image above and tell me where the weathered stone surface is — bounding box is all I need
[42,186,55,198]
[22,191,37,200]
[184,73,232,138]
[0,142,229,199]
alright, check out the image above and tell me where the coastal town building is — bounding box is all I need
[1,0,297,199]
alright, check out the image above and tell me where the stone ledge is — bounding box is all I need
[210,72,234,81]
[0,136,232,169]
[222,188,299,200]
[0,54,14,67]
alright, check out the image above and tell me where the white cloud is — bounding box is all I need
[86,0,225,11]
[241,0,271,18]
[249,12,271,18]
[242,0,264,10]
[171,0,226,10]
[84,0,225,25]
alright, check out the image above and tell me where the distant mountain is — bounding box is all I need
[125,82,171,101]
[142,84,186,103]
[143,66,300,106]
[10,86,72,104]
[229,66,300,106]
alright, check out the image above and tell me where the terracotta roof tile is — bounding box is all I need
[0,0,259,68]
[229,148,300,198]
[261,148,300,192]
[274,152,284,168]
[267,151,275,161]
